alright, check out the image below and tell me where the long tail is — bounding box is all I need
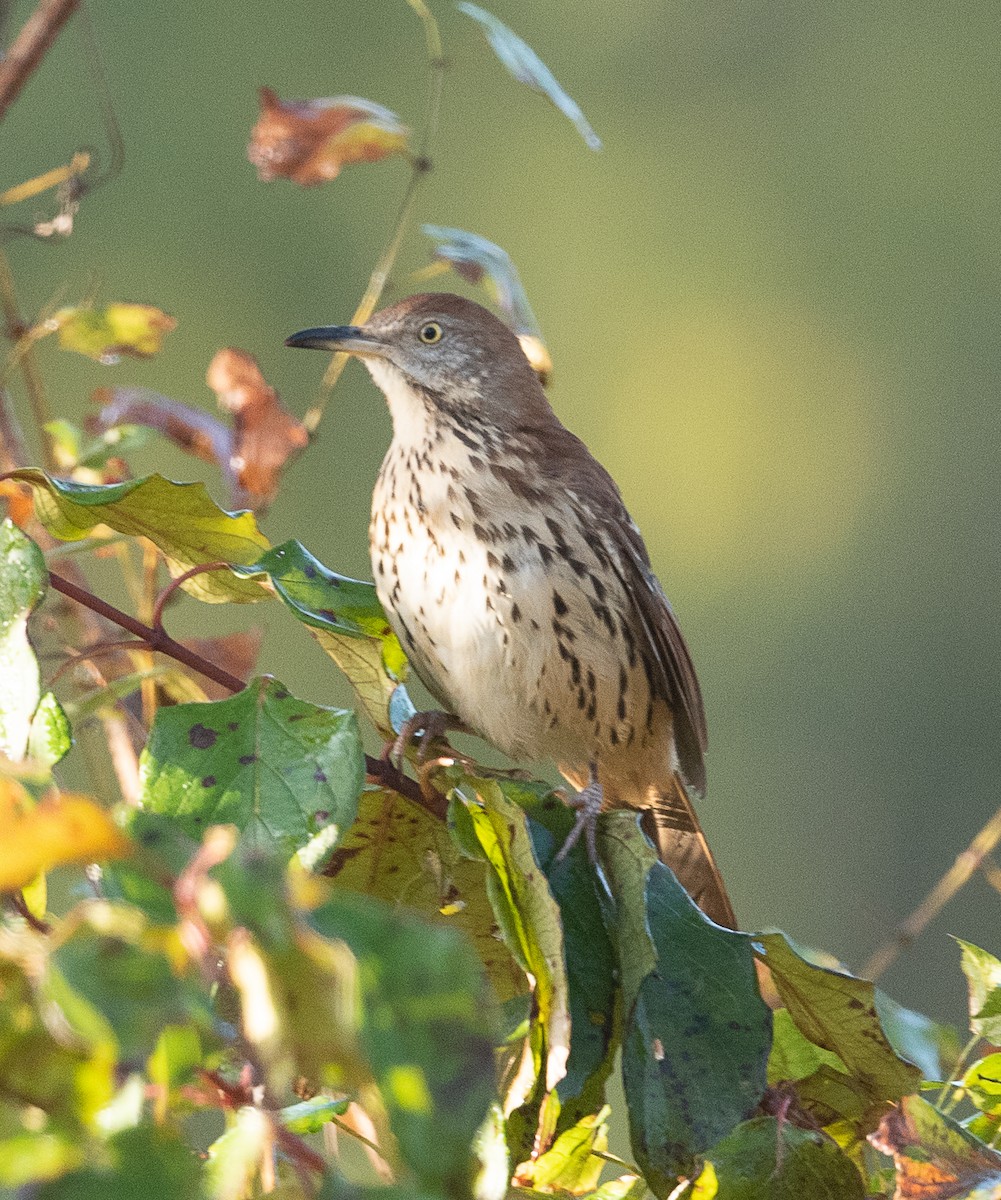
[641,774,737,929]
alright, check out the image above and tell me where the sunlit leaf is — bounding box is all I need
[694,1116,866,1199]
[956,939,1001,1043]
[457,3,601,149]
[311,891,498,1193]
[51,303,176,363]
[422,225,552,379]
[0,1131,84,1189]
[964,1053,1001,1117]
[754,933,921,1119]
[204,1106,269,1200]
[450,777,571,1098]
[869,1094,1001,1200]
[513,1107,609,1194]
[0,789,133,891]
[876,989,961,1083]
[0,518,45,760]
[325,785,525,1001]
[599,811,770,1191]
[139,676,364,855]
[233,540,411,735]
[206,347,309,509]
[279,1094,350,1134]
[27,692,72,768]
[10,470,270,602]
[249,87,409,186]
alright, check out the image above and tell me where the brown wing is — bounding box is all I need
[602,518,708,794]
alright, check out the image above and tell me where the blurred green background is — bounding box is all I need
[3,0,999,1025]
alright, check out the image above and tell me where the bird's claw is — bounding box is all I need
[554,765,603,864]
[385,710,468,769]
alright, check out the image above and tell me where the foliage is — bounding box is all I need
[0,3,995,1199]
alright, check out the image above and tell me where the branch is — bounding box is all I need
[0,0,79,123]
[46,569,448,820]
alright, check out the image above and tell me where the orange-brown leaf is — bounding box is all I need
[0,786,134,891]
[248,87,409,186]
[206,348,309,508]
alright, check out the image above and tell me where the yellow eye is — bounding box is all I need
[418,321,443,345]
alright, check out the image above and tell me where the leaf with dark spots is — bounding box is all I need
[139,677,364,854]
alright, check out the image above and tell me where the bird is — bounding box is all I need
[286,293,736,928]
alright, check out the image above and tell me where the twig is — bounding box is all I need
[151,561,228,630]
[304,0,446,433]
[0,247,53,463]
[46,569,448,820]
[863,802,1001,980]
[0,0,79,123]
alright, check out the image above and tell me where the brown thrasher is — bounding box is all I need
[287,293,735,928]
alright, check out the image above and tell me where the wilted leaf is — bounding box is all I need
[11,470,270,602]
[249,86,409,186]
[754,933,921,1121]
[694,1116,866,1199]
[326,785,525,1001]
[450,777,570,1097]
[206,347,309,508]
[599,811,770,1192]
[311,891,498,1194]
[956,939,1001,1043]
[139,676,364,855]
[457,3,601,150]
[0,519,45,760]
[0,788,133,890]
[233,540,410,735]
[51,302,176,363]
[869,1094,1001,1200]
[422,225,552,381]
[91,387,233,471]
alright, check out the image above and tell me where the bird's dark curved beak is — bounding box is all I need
[284,325,386,356]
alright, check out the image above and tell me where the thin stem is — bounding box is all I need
[0,0,79,123]
[863,802,1001,981]
[151,560,228,630]
[303,0,446,433]
[47,569,448,820]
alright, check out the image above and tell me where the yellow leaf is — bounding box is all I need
[0,791,134,891]
[52,303,176,363]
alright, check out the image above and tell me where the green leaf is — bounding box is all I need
[0,1131,84,1188]
[449,777,571,1101]
[27,692,72,768]
[0,518,45,760]
[311,891,498,1194]
[279,1094,350,1134]
[964,1053,1001,1116]
[513,1106,609,1194]
[754,933,922,1117]
[233,539,410,735]
[52,302,176,362]
[875,988,961,1081]
[694,1116,865,1199]
[53,902,209,1062]
[457,3,602,149]
[10,470,269,602]
[326,785,525,1001]
[205,1106,269,1200]
[513,779,619,1130]
[35,1124,202,1199]
[957,938,1001,1042]
[869,1094,1001,1200]
[0,947,114,1132]
[138,676,364,855]
[147,1024,202,1096]
[599,811,771,1192]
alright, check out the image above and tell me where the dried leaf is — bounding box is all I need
[91,387,232,470]
[0,787,133,890]
[457,3,601,150]
[422,225,552,381]
[206,348,309,508]
[248,87,409,186]
[51,303,176,363]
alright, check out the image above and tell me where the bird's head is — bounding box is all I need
[286,293,550,433]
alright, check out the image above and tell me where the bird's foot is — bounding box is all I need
[386,709,469,768]
[555,764,603,864]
